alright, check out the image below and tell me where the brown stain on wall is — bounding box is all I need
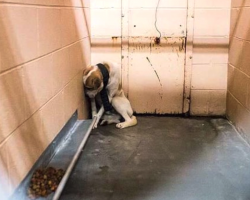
[111,36,118,47]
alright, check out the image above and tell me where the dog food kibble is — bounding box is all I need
[28,167,65,199]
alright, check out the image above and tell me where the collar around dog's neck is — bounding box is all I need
[97,63,113,112]
[97,63,109,88]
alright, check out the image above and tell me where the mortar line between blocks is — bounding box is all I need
[0,37,90,76]
[0,71,81,147]
[227,90,250,114]
[229,63,250,79]
[0,2,89,8]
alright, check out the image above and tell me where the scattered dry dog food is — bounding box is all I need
[28,167,65,199]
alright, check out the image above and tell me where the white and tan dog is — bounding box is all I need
[83,61,137,129]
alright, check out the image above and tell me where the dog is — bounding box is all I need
[83,61,137,129]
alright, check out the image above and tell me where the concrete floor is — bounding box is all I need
[61,117,250,200]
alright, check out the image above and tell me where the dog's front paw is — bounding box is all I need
[92,120,99,129]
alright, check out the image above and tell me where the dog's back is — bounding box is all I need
[103,62,122,98]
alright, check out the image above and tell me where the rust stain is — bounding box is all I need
[163,37,168,42]
[179,37,185,52]
[182,38,185,51]
[158,93,163,99]
[154,37,160,45]
[176,48,180,57]
[111,36,119,47]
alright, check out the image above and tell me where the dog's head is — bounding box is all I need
[83,66,104,98]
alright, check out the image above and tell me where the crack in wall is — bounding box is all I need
[146,57,162,87]
[146,57,163,99]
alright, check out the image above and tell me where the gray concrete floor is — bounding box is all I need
[61,117,250,200]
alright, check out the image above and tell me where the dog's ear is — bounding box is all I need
[83,67,92,76]
[93,77,102,89]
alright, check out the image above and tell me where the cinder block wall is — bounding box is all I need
[190,0,231,116]
[0,0,90,198]
[227,0,250,142]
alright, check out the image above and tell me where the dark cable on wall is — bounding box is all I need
[154,0,161,44]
